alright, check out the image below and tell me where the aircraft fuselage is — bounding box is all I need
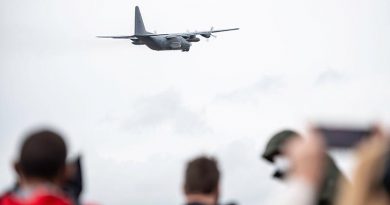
[133,36,192,51]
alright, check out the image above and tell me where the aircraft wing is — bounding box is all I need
[198,28,240,34]
[141,28,239,38]
[96,36,138,40]
[169,28,239,36]
[97,28,239,39]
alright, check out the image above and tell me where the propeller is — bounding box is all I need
[207,26,216,42]
[210,27,217,38]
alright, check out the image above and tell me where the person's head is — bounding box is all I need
[262,129,301,179]
[184,156,220,205]
[14,129,68,185]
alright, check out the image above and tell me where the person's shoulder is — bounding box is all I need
[0,192,11,204]
[32,194,73,205]
[0,193,73,205]
[0,193,20,205]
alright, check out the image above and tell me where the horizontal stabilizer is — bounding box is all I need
[210,28,239,33]
[96,36,137,39]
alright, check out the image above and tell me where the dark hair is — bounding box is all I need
[19,130,67,180]
[184,156,220,195]
[262,129,299,162]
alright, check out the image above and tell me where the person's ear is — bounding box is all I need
[53,164,67,185]
[64,163,76,180]
[13,161,22,176]
[59,164,67,179]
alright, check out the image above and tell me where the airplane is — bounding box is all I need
[97,6,239,52]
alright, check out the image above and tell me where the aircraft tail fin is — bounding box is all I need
[134,6,148,35]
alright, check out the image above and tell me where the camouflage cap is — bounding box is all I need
[262,130,299,163]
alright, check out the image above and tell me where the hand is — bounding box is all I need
[284,128,326,189]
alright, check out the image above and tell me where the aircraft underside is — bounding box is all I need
[136,36,191,52]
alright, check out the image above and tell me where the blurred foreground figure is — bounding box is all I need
[262,129,344,205]
[0,130,72,205]
[183,156,221,205]
[336,129,390,205]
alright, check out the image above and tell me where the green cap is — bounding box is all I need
[262,130,299,163]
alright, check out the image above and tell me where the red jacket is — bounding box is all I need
[0,192,72,205]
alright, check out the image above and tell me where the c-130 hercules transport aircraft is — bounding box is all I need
[98,6,239,52]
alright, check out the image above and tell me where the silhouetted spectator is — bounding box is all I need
[0,130,72,205]
[262,129,345,205]
[183,156,220,205]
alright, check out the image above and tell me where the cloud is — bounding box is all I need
[120,90,211,135]
[215,76,284,103]
[315,68,345,85]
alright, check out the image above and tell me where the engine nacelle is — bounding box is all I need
[201,33,211,38]
[187,37,200,42]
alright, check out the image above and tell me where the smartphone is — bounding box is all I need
[317,126,373,148]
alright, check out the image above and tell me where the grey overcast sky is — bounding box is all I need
[1,0,390,204]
